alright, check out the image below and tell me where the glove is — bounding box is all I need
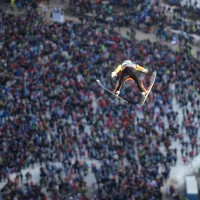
[111,71,117,78]
[142,69,148,73]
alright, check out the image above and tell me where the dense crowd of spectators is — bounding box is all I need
[0,0,199,199]
[67,0,200,46]
[167,0,200,15]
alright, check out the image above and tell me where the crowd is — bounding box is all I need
[0,0,199,199]
[168,0,200,15]
[67,0,200,46]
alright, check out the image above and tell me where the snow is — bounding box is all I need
[168,159,195,185]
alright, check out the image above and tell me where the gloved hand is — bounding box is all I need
[111,71,117,78]
[142,69,148,73]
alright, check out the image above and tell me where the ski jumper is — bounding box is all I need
[113,62,148,94]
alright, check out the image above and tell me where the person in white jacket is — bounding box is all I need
[111,60,149,96]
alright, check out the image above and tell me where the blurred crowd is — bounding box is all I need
[68,0,200,46]
[0,0,199,200]
[168,0,200,15]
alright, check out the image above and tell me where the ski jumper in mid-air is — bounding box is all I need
[111,60,149,97]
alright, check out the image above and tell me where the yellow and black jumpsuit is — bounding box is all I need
[113,63,147,94]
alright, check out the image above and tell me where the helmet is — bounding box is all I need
[122,60,132,66]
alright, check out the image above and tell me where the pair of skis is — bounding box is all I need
[96,71,157,106]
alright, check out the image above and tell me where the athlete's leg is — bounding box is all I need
[128,68,147,93]
[113,72,129,95]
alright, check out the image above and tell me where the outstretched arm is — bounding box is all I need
[111,64,122,78]
[135,64,148,73]
[114,64,122,73]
